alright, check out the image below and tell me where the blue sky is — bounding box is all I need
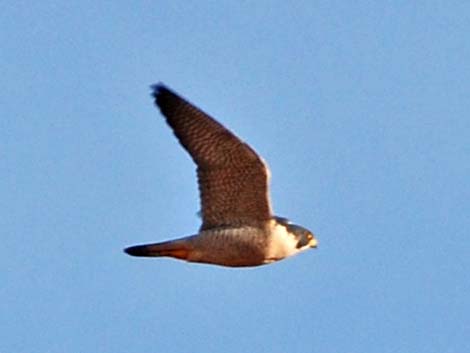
[2,1,469,352]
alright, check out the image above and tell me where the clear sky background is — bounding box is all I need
[2,2,469,353]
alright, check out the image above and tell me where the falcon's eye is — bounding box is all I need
[307,233,313,241]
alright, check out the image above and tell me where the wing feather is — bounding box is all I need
[152,84,272,230]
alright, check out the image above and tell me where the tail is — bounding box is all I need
[124,239,191,260]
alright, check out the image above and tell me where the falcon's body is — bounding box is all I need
[124,84,317,267]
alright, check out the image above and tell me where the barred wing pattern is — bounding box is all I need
[152,84,272,230]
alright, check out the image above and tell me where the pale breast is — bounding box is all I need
[264,220,300,262]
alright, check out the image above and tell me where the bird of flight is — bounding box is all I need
[124,84,317,267]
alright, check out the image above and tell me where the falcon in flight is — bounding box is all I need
[124,84,317,267]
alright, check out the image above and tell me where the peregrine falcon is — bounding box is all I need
[124,84,317,267]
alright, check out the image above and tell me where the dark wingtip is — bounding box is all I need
[150,82,165,97]
[150,82,178,109]
[150,82,175,98]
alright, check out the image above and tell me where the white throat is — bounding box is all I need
[264,220,303,263]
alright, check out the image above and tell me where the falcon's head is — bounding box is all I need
[274,217,318,251]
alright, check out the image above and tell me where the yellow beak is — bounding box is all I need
[309,237,318,248]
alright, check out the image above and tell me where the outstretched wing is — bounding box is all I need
[152,84,272,230]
